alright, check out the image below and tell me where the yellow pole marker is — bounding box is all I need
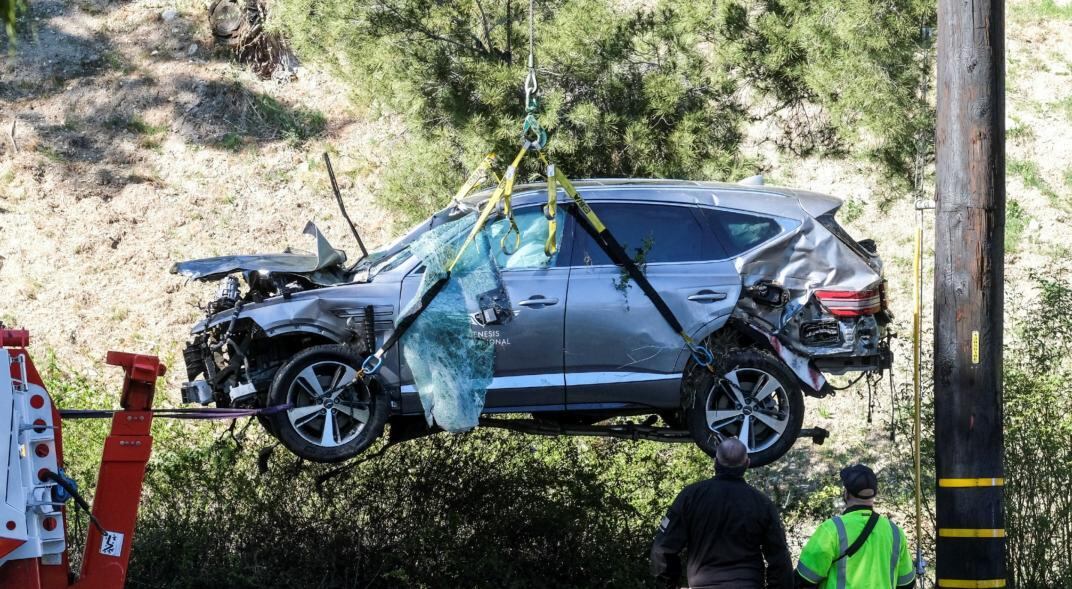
[938,529,1006,538]
[971,330,980,364]
[938,478,1005,487]
[937,579,1006,588]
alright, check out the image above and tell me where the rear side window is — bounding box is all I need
[572,203,716,265]
[703,209,783,256]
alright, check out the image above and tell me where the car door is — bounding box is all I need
[564,200,742,409]
[399,205,570,412]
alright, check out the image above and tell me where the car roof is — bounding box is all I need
[465,178,842,219]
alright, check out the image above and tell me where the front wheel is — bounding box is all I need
[267,345,388,463]
[685,349,804,468]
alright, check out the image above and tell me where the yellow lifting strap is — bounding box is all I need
[451,152,498,204]
[544,162,558,256]
[498,155,523,256]
[442,146,717,374]
[446,146,529,273]
[539,153,605,233]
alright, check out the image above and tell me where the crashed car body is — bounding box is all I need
[174,179,890,466]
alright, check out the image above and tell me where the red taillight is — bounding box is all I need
[815,288,882,317]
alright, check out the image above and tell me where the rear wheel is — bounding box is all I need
[685,348,804,467]
[267,345,388,463]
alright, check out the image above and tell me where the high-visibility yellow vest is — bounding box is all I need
[796,509,916,589]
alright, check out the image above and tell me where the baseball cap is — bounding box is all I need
[840,464,878,499]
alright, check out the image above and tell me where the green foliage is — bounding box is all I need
[1006,118,1036,143]
[216,132,246,152]
[1005,271,1072,587]
[1009,158,1059,204]
[734,0,935,187]
[38,145,67,163]
[614,234,654,298]
[1011,0,1072,21]
[272,0,934,223]
[110,116,167,137]
[1005,199,1028,253]
[248,92,327,145]
[1055,95,1072,121]
[106,115,168,151]
[840,199,864,225]
[1,0,26,40]
[124,429,709,588]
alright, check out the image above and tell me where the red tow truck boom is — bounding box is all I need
[0,328,165,589]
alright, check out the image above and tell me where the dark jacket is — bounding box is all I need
[650,465,793,589]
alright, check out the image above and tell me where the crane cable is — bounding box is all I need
[521,0,547,149]
[525,0,537,113]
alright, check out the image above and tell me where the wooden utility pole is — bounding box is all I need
[933,0,1006,586]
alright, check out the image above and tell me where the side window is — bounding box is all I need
[571,203,713,265]
[485,206,565,270]
[703,209,783,256]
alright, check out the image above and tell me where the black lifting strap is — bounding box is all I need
[566,205,687,337]
[361,273,451,374]
[834,511,882,562]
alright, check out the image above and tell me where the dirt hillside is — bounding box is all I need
[0,0,404,384]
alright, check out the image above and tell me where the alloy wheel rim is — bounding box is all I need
[286,360,371,448]
[704,367,790,453]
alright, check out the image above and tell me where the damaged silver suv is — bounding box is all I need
[174,179,891,467]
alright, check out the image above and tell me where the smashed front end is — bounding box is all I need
[172,223,358,408]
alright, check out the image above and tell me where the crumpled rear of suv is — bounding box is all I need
[731,188,890,380]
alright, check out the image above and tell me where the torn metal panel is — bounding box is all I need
[766,333,828,394]
[170,222,348,284]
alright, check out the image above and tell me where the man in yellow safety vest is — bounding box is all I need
[795,464,916,589]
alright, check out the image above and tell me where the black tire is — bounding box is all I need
[267,345,388,463]
[685,348,804,468]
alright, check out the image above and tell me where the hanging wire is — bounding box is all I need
[826,371,869,391]
[889,365,897,442]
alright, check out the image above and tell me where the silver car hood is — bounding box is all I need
[171,222,347,283]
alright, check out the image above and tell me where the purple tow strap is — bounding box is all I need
[59,404,292,420]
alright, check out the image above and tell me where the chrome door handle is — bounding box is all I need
[518,296,559,307]
[688,291,728,302]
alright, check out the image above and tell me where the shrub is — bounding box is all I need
[270,0,934,223]
[1005,272,1072,587]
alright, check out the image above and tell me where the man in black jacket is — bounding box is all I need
[650,438,793,589]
